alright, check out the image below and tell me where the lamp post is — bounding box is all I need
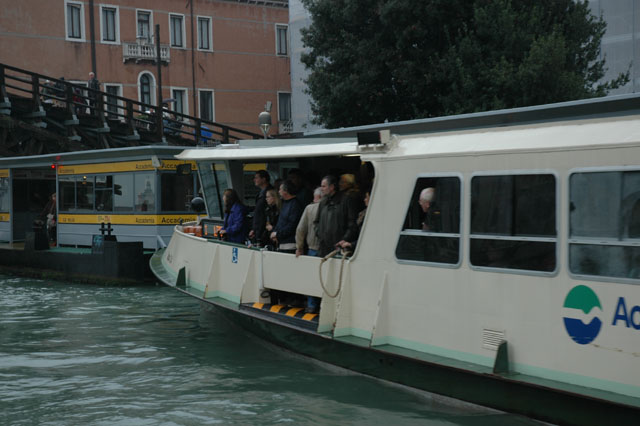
[258,110,271,139]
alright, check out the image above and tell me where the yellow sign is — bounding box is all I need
[58,160,197,175]
[58,214,197,225]
[0,213,9,222]
[0,169,9,178]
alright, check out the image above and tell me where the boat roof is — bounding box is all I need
[177,94,640,162]
[0,145,192,169]
[176,137,359,161]
[302,92,640,138]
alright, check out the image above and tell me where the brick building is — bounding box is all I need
[0,0,291,135]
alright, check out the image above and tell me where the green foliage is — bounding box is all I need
[301,0,629,128]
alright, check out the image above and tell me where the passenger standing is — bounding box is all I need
[270,180,303,254]
[248,170,272,245]
[288,168,312,207]
[219,189,247,244]
[314,175,359,257]
[336,190,370,251]
[339,173,363,212]
[41,192,57,246]
[87,71,100,114]
[295,187,322,257]
[260,188,280,248]
[296,187,323,313]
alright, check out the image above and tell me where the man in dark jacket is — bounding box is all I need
[87,71,100,113]
[270,180,303,253]
[314,175,359,257]
[248,170,272,245]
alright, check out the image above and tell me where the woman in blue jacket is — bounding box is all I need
[220,189,247,244]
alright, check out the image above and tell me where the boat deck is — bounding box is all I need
[240,302,319,331]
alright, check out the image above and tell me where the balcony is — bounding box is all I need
[278,120,293,134]
[123,40,170,64]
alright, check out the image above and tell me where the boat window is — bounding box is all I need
[59,176,76,211]
[198,161,227,219]
[470,174,556,272]
[135,172,156,212]
[396,176,461,265]
[569,170,640,280]
[160,172,198,212]
[113,173,134,212]
[0,176,10,212]
[76,175,95,211]
[95,175,113,211]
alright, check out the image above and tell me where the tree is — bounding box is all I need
[300,0,629,128]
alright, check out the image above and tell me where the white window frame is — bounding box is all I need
[169,87,189,118]
[395,173,464,269]
[137,71,156,107]
[197,16,213,52]
[275,24,288,56]
[198,89,215,122]
[169,13,186,49]
[99,4,120,45]
[64,0,85,42]
[277,91,292,122]
[103,83,123,119]
[568,165,640,284]
[468,169,559,277]
[136,9,153,43]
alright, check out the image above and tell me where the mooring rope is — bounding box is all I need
[318,248,351,298]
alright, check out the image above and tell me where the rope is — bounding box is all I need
[318,248,351,298]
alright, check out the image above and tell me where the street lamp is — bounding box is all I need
[258,110,271,139]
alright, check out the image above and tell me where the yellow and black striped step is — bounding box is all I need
[249,302,319,322]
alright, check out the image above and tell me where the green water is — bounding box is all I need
[0,276,541,425]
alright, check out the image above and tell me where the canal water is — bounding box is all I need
[0,275,541,425]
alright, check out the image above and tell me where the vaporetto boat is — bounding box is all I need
[150,95,640,425]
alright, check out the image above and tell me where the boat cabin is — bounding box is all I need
[0,146,201,249]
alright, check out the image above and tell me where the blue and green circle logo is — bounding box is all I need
[563,285,602,345]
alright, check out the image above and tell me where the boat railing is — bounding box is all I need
[166,232,344,332]
[0,62,262,146]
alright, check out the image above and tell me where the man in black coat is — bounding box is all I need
[314,175,359,257]
[248,170,272,245]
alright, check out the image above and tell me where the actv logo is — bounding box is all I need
[563,285,603,344]
[563,285,640,345]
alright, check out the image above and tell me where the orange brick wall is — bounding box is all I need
[0,0,290,134]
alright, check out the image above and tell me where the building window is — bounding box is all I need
[470,173,556,273]
[396,176,461,265]
[65,1,84,41]
[278,92,291,121]
[276,24,288,56]
[171,88,187,116]
[170,14,185,48]
[199,90,214,122]
[569,170,640,280]
[139,73,153,106]
[100,5,118,43]
[197,17,212,51]
[104,84,121,119]
[137,10,152,42]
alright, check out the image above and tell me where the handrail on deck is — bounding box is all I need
[0,62,262,144]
